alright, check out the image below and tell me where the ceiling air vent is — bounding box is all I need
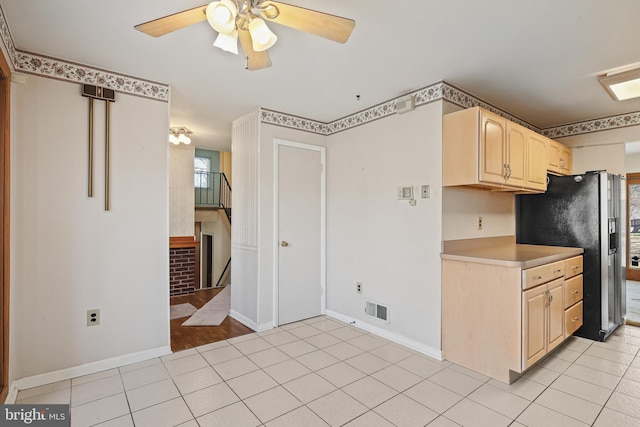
[365,301,390,324]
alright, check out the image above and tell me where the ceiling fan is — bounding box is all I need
[134,0,356,70]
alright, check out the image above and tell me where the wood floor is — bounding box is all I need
[170,287,254,352]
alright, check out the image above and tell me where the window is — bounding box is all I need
[195,157,211,188]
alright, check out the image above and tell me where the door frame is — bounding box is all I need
[0,46,10,402]
[272,139,326,326]
[627,173,640,281]
[200,231,214,288]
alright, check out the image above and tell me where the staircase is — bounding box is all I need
[195,171,231,288]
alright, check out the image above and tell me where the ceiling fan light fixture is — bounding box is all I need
[213,29,239,54]
[249,17,277,52]
[206,0,238,34]
[169,133,179,145]
[598,67,640,101]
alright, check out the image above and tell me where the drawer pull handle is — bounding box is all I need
[533,275,542,280]
[572,290,580,295]
[572,266,580,270]
[554,269,562,273]
[572,317,580,322]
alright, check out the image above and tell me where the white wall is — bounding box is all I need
[570,143,626,176]
[10,76,170,381]
[230,112,260,328]
[442,188,515,240]
[326,101,443,356]
[626,152,640,173]
[199,212,231,287]
[169,144,195,237]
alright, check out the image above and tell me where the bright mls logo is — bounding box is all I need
[1,405,69,426]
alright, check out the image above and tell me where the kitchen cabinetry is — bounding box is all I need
[522,274,564,369]
[563,255,584,336]
[526,131,548,191]
[442,251,583,384]
[443,107,547,192]
[547,139,572,175]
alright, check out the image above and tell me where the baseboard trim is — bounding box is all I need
[325,310,442,361]
[5,345,172,403]
[229,309,259,331]
[257,322,274,332]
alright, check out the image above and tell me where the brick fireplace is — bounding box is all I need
[169,236,199,296]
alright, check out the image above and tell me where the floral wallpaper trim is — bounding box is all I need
[260,110,328,135]
[441,83,539,131]
[262,82,445,135]
[262,82,539,135]
[0,4,16,67]
[264,81,640,139]
[14,50,169,102]
[542,112,640,139]
[1,4,639,137]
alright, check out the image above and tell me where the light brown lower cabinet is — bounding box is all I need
[442,255,583,384]
[522,278,564,369]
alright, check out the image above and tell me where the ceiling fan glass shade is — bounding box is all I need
[249,18,277,52]
[169,133,179,145]
[214,29,239,54]
[206,0,238,34]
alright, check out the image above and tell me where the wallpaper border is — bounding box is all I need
[1,4,639,136]
[0,5,169,102]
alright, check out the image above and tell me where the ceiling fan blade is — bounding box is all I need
[238,29,272,71]
[134,4,208,37]
[261,1,355,43]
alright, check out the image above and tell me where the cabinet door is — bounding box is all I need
[479,111,507,185]
[523,285,547,369]
[547,279,565,352]
[560,146,572,174]
[526,132,548,191]
[547,140,562,174]
[506,123,526,187]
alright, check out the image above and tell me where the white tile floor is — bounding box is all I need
[15,317,640,427]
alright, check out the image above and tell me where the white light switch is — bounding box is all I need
[421,185,430,198]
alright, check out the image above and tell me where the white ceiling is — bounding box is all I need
[2,0,640,152]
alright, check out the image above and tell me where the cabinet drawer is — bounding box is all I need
[565,301,583,337]
[565,256,583,279]
[564,275,583,308]
[523,261,564,290]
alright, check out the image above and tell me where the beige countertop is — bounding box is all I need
[441,237,583,269]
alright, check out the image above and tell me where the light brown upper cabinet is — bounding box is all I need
[443,107,547,192]
[526,131,548,191]
[547,139,572,175]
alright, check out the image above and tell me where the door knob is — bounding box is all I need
[281,241,289,247]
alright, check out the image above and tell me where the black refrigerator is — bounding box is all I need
[516,171,626,341]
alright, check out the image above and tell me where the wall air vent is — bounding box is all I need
[395,95,415,114]
[365,301,390,324]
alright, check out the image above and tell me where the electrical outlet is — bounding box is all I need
[421,185,430,198]
[87,309,100,326]
[478,216,483,230]
[356,282,363,294]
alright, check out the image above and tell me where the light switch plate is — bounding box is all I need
[397,186,413,200]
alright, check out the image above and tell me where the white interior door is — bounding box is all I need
[276,141,325,325]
